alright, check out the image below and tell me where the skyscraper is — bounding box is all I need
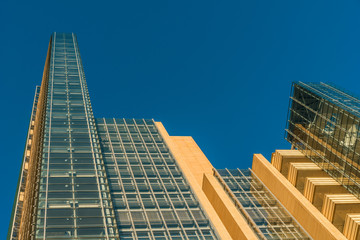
[8,33,219,239]
[9,33,360,240]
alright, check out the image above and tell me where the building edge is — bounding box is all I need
[252,153,346,240]
[155,121,257,239]
[8,37,52,240]
[7,87,40,240]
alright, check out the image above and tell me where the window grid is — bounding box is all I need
[137,119,211,239]
[214,169,310,240]
[118,119,177,239]
[97,118,218,240]
[35,33,119,239]
[101,119,156,239]
[286,82,360,199]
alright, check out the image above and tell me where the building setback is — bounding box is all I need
[8,33,360,240]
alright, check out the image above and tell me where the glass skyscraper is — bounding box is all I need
[8,33,217,239]
[12,33,360,240]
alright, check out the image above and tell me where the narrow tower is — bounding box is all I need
[8,33,219,240]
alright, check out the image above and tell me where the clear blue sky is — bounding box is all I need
[2,0,360,236]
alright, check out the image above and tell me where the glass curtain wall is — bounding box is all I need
[35,33,118,239]
[214,169,310,240]
[10,32,220,240]
[286,82,360,199]
[96,118,218,240]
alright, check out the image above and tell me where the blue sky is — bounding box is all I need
[2,0,360,236]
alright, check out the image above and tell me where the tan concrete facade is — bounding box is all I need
[287,162,328,192]
[153,121,360,239]
[264,149,360,239]
[272,150,310,176]
[15,40,52,240]
[322,194,360,231]
[202,174,258,240]
[252,153,346,240]
[344,214,360,240]
[304,177,348,210]
[155,122,231,239]
[155,122,258,240]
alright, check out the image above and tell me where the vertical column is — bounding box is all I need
[35,33,118,239]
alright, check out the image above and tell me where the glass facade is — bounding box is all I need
[9,33,219,240]
[286,82,360,199]
[35,33,118,239]
[214,169,310,240]
[96,118,218,239]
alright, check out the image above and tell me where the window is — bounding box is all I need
[323,113,338,136]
